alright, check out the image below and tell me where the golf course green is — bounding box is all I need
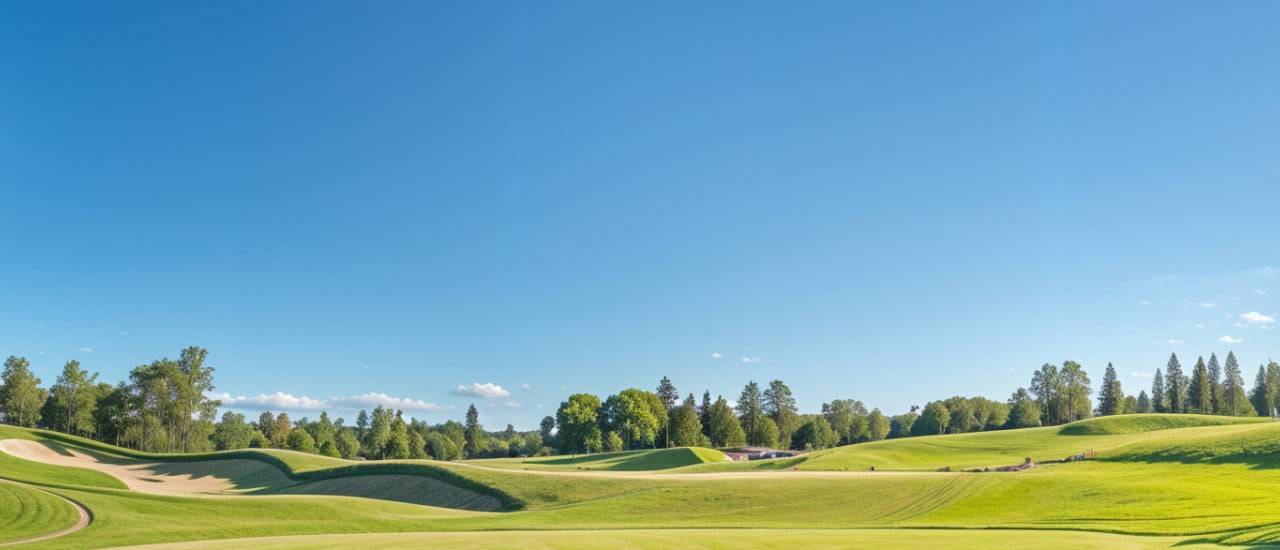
[3,414,1279,548]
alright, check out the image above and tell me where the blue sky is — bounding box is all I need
[3,2,1280,429]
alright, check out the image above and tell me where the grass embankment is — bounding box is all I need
[8,415,1280,548]
[0,481,81,544]
[465,447,727,471]
[112,528,1201,550]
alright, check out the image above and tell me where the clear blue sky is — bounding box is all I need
[3,2,1280,429]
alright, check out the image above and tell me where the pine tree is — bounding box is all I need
[464,404,482,458]
[1188,357,1210,414]
[656,376,678,447]
[1151,370,1166,413]
[1097,363,1124,416]
[736,381,765,443]
[1268,362,1280,417]
[1165,353,1185,413]
[699,390,712,439]
[1207,353,1222,414]
[1250,365,1270,417]
[1136,390,1152,413]
[1222,351,1247,415]
[763,380,799,444]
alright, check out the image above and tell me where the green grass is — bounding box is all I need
[466,447,728,471]
[111,529,1202,550]
[9,414,1280,548]
[1056,413,1266,435]
[0,481,80,544]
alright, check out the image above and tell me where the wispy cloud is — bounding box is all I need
[710,352,723,359]
[503,401,522,408]
[1153,339,1184,345]
[1138,300,1152,307]
[1254,289,1269,296]
[1131,372,1153,378]
[1141,274,1178,284]
[740,357,760,364]
[1218,335,1243,344]
[520,383,532,391]
[1251,267,1277,277]
[1240,312,1275,325]
[78,347,94,352]
[451,383,510,399]
[212,392,449,412]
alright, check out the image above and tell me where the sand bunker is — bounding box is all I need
[0,439,501,511]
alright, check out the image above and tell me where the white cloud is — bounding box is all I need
[119,331,129,336]
[1252,266,1277,277]
[212,392,450,412]
[1194,324,1206,329]
[1240,312,1275,325]
[1138,300,1152,306]
[503,401,522,408]
[1142,274,1178,284]
[451,382,510,399]
[1197,302,1218,308]
[1131,372,1153,378]
[740,357,760,363]
[78,347,94,352]
[711,352,723,359]
[520,383,532,390]
[1218,335,1243,344]
[1153,339,1184,345]
[1254,289,1269,296]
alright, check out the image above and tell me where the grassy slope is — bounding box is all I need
[0,482,79,544]
[8,415,1280,548]
[683,414,1271,472]
[465,447,728,471]
[113,529,1200,550]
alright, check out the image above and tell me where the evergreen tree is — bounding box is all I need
[669,393,706,447]
[0,356,44,428]
[1251,365,1271,417]
[736,381,765,444]
[1188,356,1211,414]
[699,390,712,439]
[655,376,678,447]
[1136,390,1152,413]
[464,404,482,458]
[1151,369,1166,413]
[1165,353,1185,413]
[1222,351,1248,415]
[1097,363,1124,416]
[707,396,746,447]
[1267,362,1280,417]
[1207,353,1222,414]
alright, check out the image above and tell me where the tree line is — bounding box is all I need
[3,348,1279,462]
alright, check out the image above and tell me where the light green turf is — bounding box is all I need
[113,529,1202,550]
[683,414,1274,473]
[0,481,80,544]
[9,415,1280,548]
[465,447,728,471]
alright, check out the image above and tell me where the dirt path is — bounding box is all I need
[0,477,91,547]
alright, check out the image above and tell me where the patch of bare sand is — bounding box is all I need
[0,439,502,511]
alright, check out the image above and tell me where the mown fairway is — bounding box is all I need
[4,415,1280,548]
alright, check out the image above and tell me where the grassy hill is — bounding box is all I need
[5,414,1280,548]
[464,447,728,471]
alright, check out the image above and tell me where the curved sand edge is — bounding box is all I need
[0,439,500,511]
[0,477,91,547]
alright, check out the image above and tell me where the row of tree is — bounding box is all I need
[6,349,1280,462]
